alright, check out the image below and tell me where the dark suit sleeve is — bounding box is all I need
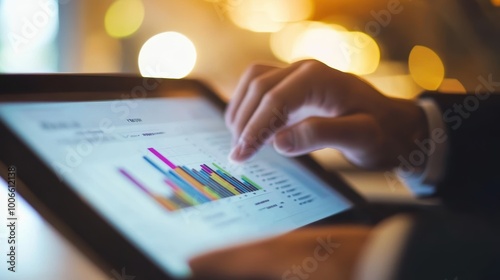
[419,92,500,210]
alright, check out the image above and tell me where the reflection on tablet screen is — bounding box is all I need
[0,97,352,277]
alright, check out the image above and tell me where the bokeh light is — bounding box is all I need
[340,31,380,75]
[291,24,351,72]
[408,45,445,90]
[270,21,311,62]
[364,62,423,99]
[229,0,313,33]
[270,21,346,63]
[492,0,500,7]
[138,32,197,79]
[271,21,380,75]
[438,78,466,93]
[105,0,145,38]
[268,0,314,22]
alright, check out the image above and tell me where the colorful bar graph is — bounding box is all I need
[164,179,198,206]
[148,147,177,169]
[174,167,220,200]
[200,164,213,174]
[215,170,248,193]
[119,168,193,211]
[118,147,264,212]
[119,168,151,194]
[209,172,241,195]
[241,175,263,190]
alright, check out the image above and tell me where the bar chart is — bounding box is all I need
[6,97,353,277]
[119,147,263,211]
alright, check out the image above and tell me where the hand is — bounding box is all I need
[226,60,428,170]
[189,225,372,280]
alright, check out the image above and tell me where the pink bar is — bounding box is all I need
[148,148,177,169]
[164,179,180,191]
[119,168,152,195]
[200,164,213,174]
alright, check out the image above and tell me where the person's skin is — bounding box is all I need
[189,225,372,280]
[189,59,430,279]
[226,59,428,170]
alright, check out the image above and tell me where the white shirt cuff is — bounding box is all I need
[397,99,448,196]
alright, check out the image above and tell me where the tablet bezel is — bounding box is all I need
[0,74,367,279]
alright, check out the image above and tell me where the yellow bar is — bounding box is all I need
[165,180,198,206]
[173,188,197,206]
[210,173,240,195]
[203,187,220,200]
[174,168,220,200]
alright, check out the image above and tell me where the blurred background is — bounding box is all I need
[1,0,499,98]
[1,0,500,208]
[0,1,500,279]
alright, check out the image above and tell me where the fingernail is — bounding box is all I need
[275,131,295,155]
[228,145,242,163]
[229,139,255,163]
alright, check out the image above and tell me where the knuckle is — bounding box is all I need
[301,117,320,134]
[295,121,311,138]
[301,59,326,72]
[234,124,244,136]
[297,118,318,143]
[302,117,330,145]
[261,90,282,106]
[246,63,266,76]
[248,77,267,93]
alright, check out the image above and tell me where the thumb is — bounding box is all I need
[273,114,381,157]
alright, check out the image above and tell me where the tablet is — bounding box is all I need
[0,75,366,279]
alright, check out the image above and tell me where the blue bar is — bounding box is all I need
[143,156,209,203]
[178,166,203,184]
[170,195,191,208]
[196,169,235,197]
[215,170,247,193]
[191,169,234,198]
[200,169,211,176]
[227,173,258,192]
[168,171,211,204]
[241,177,260,192]
[218,171,252,192]
[180,166,231,198]
[144,156,171,177]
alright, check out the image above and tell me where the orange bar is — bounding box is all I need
[154,196,178,211]
[165,179,198,206]
[174,167,219,200]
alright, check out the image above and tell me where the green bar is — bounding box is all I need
[203,186,222,200]
[241,175,262,190]
[212,163,231,176]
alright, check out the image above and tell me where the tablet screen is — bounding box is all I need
[0,96,352,277]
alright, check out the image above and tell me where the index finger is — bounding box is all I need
[228,63,316,162]
[225,64,279,129]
